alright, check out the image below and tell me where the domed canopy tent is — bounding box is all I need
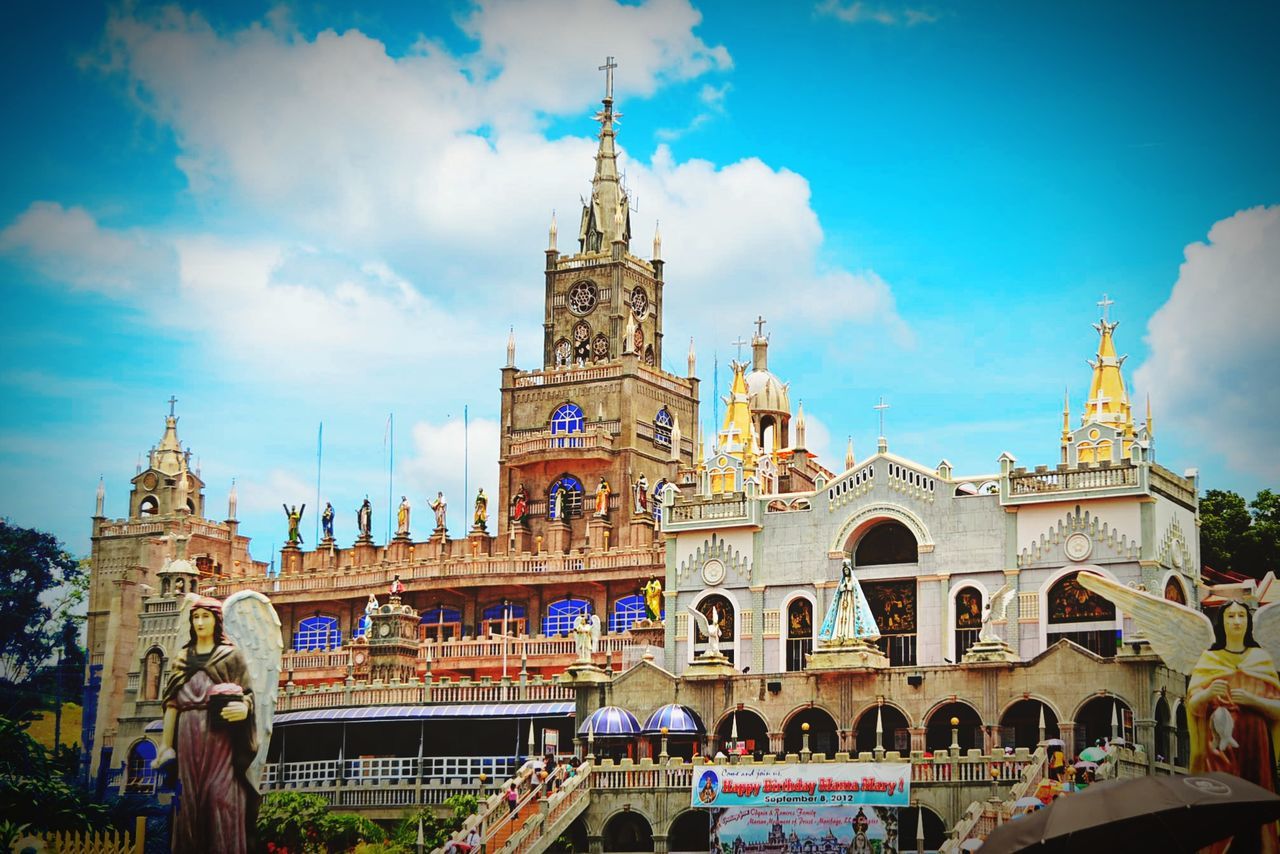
[579,706,642,761]
[642,704,705,760]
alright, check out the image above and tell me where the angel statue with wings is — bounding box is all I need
[154,592,283,854]
[689,604,724,657]
[1078,572,1280,853]
[573,609,601,662]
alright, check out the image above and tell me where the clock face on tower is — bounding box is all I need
[568,281,598,315]
[378,622,392,638]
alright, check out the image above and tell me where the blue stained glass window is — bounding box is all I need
[482,603,527,620]
[654,407,673,450]
[294,615,340,651]
[356,614,370,638]
[420,607,462,625]
[543,598,591,636]
[610,594,652,633]
[548,475,584,519]
[550,403,585,434]
[655,407,674,427]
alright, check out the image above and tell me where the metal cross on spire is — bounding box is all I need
[599,56,617,101]
[168,396,178,417]
[754,315,767,338]
[1097,293,1114,322]
[874,396,890,437]
[730,336,749,361]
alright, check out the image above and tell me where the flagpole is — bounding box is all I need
[314,421,323,544]
[464,404,469,521]
[387,413,394,544]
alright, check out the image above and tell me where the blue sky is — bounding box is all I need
[1,0,1277,559]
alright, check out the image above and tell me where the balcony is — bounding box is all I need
[664,496,759,532]
[1005,462,1140,503]
[507,425,617,463]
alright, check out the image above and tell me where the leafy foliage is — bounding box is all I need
[1201,488,1280,579]
[0,522,85,685]
[0,715,108,849]
[257,791,386,853]
[391,794,479,852]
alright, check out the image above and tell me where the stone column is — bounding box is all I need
[909,727,926,753]
[588,834,604,854]
[652,834,669,853]
[751,586,766,673]
[1003,509,1022,657]
[1059,720,1076,761]
[769,731,783,754]
[1135,717,1157,771]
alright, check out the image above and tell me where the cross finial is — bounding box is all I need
[1097,293,1114,322]
[730,336,749,361]
[754,315,767,338]
[168,395,178,417]
[874,396,891,437]
[599,56,617,101]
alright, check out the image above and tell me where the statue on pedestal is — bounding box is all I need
[634,474,649,515]
[356,497,373,540]
[573,610,601,661]
[474,488,488,530]
[396,496,411,537]
[552,487,567,522]
[282,504,305,547]
[430,491,447,531]
[643,577,663,623]
[688,604,723,657]
[511,484,529,524]
[818,559,879,645]
[595,477,611,517]
[321,502,335,540]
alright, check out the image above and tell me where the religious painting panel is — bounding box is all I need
[861,580,916,634]
[696,594,734,642]
[1047,572,1116,624]
[955,587,983,629]
[1164,578,1187,605]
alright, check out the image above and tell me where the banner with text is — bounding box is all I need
[711,805,899,854]
[692,762,911,808]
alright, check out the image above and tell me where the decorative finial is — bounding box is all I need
[598,56,617,102]
[753,315,767,340]
[687,337,696,377]
[506,326,516,368]
[653,220,662,260]
[95,476,105,517]
[548,210,557,251]
[845,436,855,470]
[874,396,890,438]
[228,477,238,521]
[795,402,807,450]
[1097,292,1114,322]
[167,395,178,418]
[669,414,681,462]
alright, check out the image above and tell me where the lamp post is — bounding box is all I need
[801,722,811,760]
[950,717,960,753]
[660,726,669,761]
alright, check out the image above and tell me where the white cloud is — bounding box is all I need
[815,1,940,26]
[0,202,175,294]
[401,417,501,536]
[1134,205,1280,478]
[797,409,836,471]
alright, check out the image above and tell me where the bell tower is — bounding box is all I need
[497,59,699,554]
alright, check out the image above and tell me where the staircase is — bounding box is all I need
[496,764,593,854]
[434,760,537,854]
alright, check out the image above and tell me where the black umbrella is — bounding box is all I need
[979,772,1280,853]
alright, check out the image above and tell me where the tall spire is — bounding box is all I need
[845,437,856,470]
[687,337,696,377]
[794,402,807,450]
[548,210,557,251]
[506,326,516,368]
[653,220,662,260]
[95,476,105,517]
[1082,296,1134,433]
[718,361,753,456]
[579,57,630,253]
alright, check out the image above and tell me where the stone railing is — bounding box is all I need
[275,675,574,712]
[1008,463,1139,496]
[508,429,615,458]
[1150,463,1197,508]
[943,748,1046,851]
[98,521,166,537]
[513,363,623,388]
[501,764,593,854]
[666,497,751,525]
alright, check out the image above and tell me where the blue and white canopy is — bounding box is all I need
[642,703,704,734]
[578,705,641,736]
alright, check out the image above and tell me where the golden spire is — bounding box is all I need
[1082,295,1134,434]
[718,361,753,457]
[1146,394,1154,438]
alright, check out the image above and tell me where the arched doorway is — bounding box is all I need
[783,707,839,758]
[854,521,918,566]
[925,701,982,752]
[999,699,1059,750]
[716,709,769,756]
[667,810,711,854]
[1154,696,1172,763]
[546,817,589,853]
[603,811,653,853]
[898,806,947,852]
[852,522,919,666]
[1046,571,1118,657]
[785,597,813,671]
[954,586,983,660]
[125,740,156,793]
[853,704,910,753]
[1174,702,1190,768]
[693,594,736,664]
[1076,695,1133,748]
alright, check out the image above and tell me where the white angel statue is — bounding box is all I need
[979,581,1017,643]
[689,604,724,657]
[1077,572,1280,850]
[156,592,283,854]
[573,609,601,661]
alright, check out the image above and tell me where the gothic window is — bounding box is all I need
[609,594,648,633]
[420,606,463,641]
[653,407,674,450]
[544,598,591,636]
[592,333,610,361]
[633,325,644,355]
[548,474,585,519]
[126,740,157,793]
[1164,578,1187,605]
[954,587,983,660]
[139,496,158,516]
[785,598,813,671]
[294,615,340,651]
[644,344,655,366]
[550,403,585,434]
[1047,573,1116,624]
[481,602,528,636]
[573,321,592,365]
[141,648,163,701]
[854,521,918,566]
[695,594,734,663]
[630,286,649,318]
[568,280,598,315]
[554,338,571,368]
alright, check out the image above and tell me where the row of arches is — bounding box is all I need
[289,594,664,650]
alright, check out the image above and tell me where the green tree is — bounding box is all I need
[0,716,109,849]
[0,522,85,685]
[1199,488,1280,579]
[257,791,387,852]
[392,794,478,852]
